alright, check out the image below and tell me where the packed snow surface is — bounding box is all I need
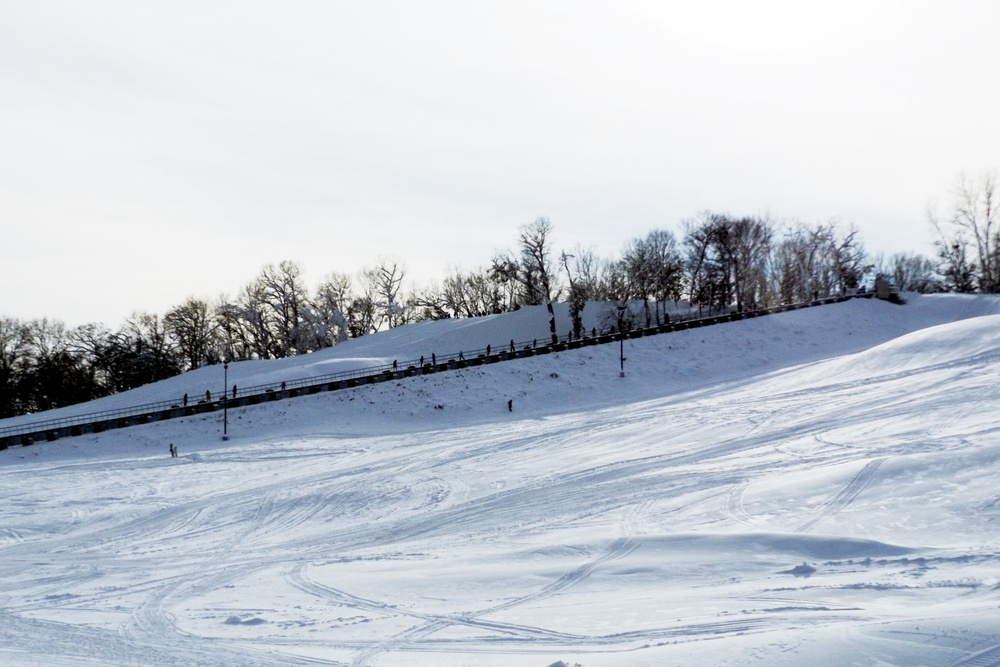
[2,294,1000,666]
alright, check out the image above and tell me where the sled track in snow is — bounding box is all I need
[1,295,871,450]
[949,645,1000,667]
[290,537,642,665]
[796,457,888,532]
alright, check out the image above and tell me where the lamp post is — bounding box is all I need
[222,361,229,441]
[617,303,627,377]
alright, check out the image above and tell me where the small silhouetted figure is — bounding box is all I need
[169,443,176,458]
[183,393,188,407]
[509,339,515,352]
[486,344,491,356]
[232,384,237,398]
[392,359,398,370]
[281,381,286,391]
[420,355,424,366]
[507,399,512,412]
[431,352,436,365]
[591,327,596,337]
[458,351,464,360]
[533,339,537,348]
[205,390,211,402]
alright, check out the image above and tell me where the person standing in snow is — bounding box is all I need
[507,399,512,412]
[232,384,237,398]
[183,393,188,407]
[205,390,211,402]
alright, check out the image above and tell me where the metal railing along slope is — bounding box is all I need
[0,295,865,449]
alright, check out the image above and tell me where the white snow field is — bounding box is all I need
[2,294,1000,667]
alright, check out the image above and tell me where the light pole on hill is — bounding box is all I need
[222,361,229,441]
[617,303,627,378]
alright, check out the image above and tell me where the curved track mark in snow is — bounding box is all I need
[487,536,639,614]
[948,645,1000,667]
[725,480,757,526]
[290,538,637,665]
[796,458,887,533]
[288,564,586,666]
[0,528,24,545]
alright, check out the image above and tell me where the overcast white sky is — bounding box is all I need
[2,1,998,327]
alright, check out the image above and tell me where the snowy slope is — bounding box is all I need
[1,294,1000,667]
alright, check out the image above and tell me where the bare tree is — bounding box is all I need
[68,322,119,396]
[931,235,977,293]
[406,282,451,321]
[875,252,942,293]
[771,221,868,302]
[828,223,869,293]
[682,212,724,315]
[22,319,81,412]
[493,217,560,343]
[255,261,309,356]
[117,312,180,387]
[237,280,278,358]
[772,223,820,304]
[622,230,684,326]
[0,316,31,417]
[647,229,685,320]
[305,272,352,347]
[211,297,253,362]
[164,297,215,370]
[373,257,407,329]
[929,171,1000,292]
[621,235,656,327]
[433,265,516,318]
[560,250,588,338]
[722,216,773,312]
[349,267,382,337]
[684,213,764,315]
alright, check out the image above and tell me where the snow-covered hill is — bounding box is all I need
[2,294,999,666]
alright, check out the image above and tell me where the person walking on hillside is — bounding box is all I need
[507,399,513,412]
[510,339,515,352]
[486,344,491,356]
[232,384,237,398]
[205,390,211,402]
[169,443,176,458]
[183,393,188,407]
